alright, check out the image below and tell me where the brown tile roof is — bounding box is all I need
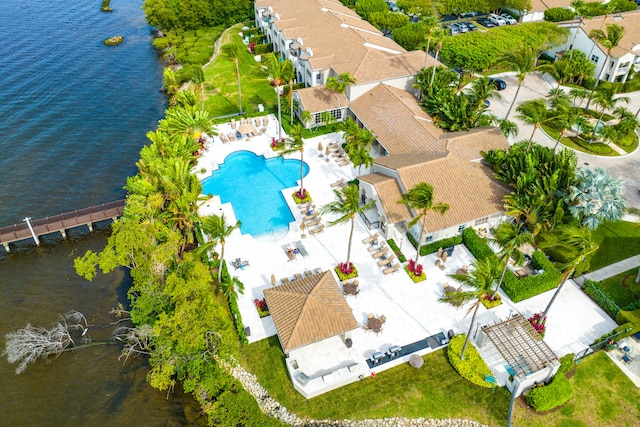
[578,11,640,59]
[296,86,348,113]
[349,84,446,154]
[256,0,428,83]
[264,271,358,353]
[359,173,412,223]
[529,0,573,12]
[376,152,509,232]
[440,127,510,161]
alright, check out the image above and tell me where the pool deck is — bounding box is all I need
[195,118,618,397]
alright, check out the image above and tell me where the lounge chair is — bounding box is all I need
[330,178,345,188]
[305,218,321,228]
[331,150,345,157]
[283,245,295,260]
[304,210,320,220]
[281,277,290,284]
[368,242,385,252]
[313,267,323,274]
[378,254,395,266]
[304,270,313,277]
[257,127,266,135]
[309,224,325,234]
[294,273,303,280]
[264,116,269,126]
[294,240,309,257]
[372,247,389,259]
[228,133,235,141]
[338,158,350,167]
[362,233,379,244]
[383,263,400,275]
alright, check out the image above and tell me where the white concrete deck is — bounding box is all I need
[195,118,619,397]
[606,335,640,387]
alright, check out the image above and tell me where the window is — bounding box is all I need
[425,234,434,243]
[591,54,599,63]
[458,224,466,233]
[474,217,489,226]
[313,112,322,124]
[330,108,342,121]
[316,73,322,83]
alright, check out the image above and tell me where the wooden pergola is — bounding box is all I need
[482,314,558,378]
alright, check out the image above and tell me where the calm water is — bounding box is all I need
[0,0,205,424]
[201,151,309,236]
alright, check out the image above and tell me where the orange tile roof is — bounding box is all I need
[441,127,510,161]
[358,173,412,223]
[578,11,640,59]
[264,271,358,353]
[296,86,348,113]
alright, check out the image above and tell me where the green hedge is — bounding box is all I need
[249,35,266,45]
[387,239,407,262]
[420,235,464,256]
[583,279,621,319]
[462,228,562,302]
[253,43,273,55]
[544,7,575,22]
[525,376,573,412]
[217,261,249,344]
[242,28,259,37]
[447,334,494,388]
[617,308,640,330]
[556,353,576,377]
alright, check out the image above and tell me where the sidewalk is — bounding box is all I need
[576,254,640,284]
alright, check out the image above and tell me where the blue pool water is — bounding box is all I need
[201,151,309,237]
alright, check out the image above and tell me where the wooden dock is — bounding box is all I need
[0,200,125,252]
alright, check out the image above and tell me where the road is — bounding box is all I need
[484,72,640,209]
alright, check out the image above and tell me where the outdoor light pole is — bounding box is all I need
[23,217,40,246]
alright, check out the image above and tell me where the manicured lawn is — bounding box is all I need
[600,268,640,308]
[203,24,277,117]
[238,336,510,425]
[512,351,640,427]
[540,124,618,157]
[588,221,640,272]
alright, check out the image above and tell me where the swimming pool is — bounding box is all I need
[201,151,309,237]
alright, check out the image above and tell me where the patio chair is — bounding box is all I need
[305,217,322,228]
[362,233,379,244]
[330,178,345,188]
[378,254,395,266]
[435,259,442,266]
[372,247,389,259]
[337,158,350,167]
[368,313,374,319]
[304,270,313,277]
[257,127,266,135]
[228,133,235,141]
[281,277,290,284]
[369,242,385,252]
[380,315,386,323]
[294,273,303,280]
[304,210,320,220]
[314,267,323,274]
[309,224,325,234]
[383,263,400,275]
[295,240,309,257]
[264,116,269,126]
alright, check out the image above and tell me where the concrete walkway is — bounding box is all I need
[579,255,640,283]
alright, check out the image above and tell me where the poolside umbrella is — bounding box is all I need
[300,220,307,239]
[318,141,323,151]
[238,123,256,135]
[409,354,424,369]
[325,146,330,156]
[270,274,276,286]
[442,251,448,263]
[437,247,443,259]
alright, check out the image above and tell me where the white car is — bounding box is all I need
[501,13,517,25]
[488,13,507,26]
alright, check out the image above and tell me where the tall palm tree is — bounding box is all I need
[567,1,588,59]
[499,119,519,140]
[439,257,500,360]
[569,87,590,108]
[159,106,216,141]
[200,213,241,281]
[224,44,243,115]
[326,72,356,112]
[553,106,583,152]
[516,99,554,150]
[547,88,571,110]
[591,24,625,89]
[430,39,444,87]
[421,16,440,69]
[489,221,534,298]
[279,123,306,197]
[614,106,640,136]
[320,184,374,267]
[398,182,449,263]
[592,84,629,124]
[466,77,501,111]
[188,66,206,112]
[265,53,294,140]
[499,45,553,120]
[537,225,599,322]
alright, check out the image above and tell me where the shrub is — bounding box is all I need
[447,334,494,388]
[253,298,270,318]
[292,189,311,204]
[544,7,575,22]
[462,227,495,260]
[583,279,620,319]
[525,376,573,411]
[480,294,502,309]
[335,263,358,280]
[616,308,640,330]
[103,36,124,46]
[252,43,273,55]
[528,312,546,339]
[242,28,259,38]
[249,35,265,45]
[405,259,426,283]
[420,235,464,256]
[387,239,407,262]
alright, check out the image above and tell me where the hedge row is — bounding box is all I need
[242,27,259,37]
[525,376,573,412]
[219,261,249,344]
[387,239,407,263]
[462,228,562,302]
[419,235,463,256]
[253,43,273,55]
[447,334,494,388]
[583,279,621,319]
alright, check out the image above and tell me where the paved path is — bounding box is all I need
[579,255,640,283]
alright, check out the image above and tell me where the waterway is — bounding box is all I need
[0,0,205,424]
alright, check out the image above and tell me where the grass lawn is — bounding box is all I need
[238,335,511,425]
[588,221,640,272]
[203,24,277,118]
[540,124,618,157]
[512,351,640,427]
[600,268,640,308]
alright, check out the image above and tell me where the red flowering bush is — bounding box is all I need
[529,312,546,338]
[405,258,426,283]
[249,42,256,54]
[480,293,502,309]
[270,137,285,151]
[335,262,358,280]
[254,298,270,318]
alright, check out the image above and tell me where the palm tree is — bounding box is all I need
[398,182,449,263]
[326,72,356,110]
[421,16,440,69]
[321,184,375,267]
[547,88,571,110]
[516,99,555,150]
[159,106,216,141]
[537,225,599,322]
[499,45,553,120]
[279,124,306,197]
[188,66,206,112]
[466,77,501,111]
[489,221,534,298]
[439,257,500,360]
[591,24,625,89]
[569,87,590,108]
[265,53,294,140]
[224,44,243,115]
[567,1,588,59]
[553,106,582,152]
[499,119,519,140]
[430,39,444,87]
[592,84,629,124]
[614,106,640,136]
[200,213,241,281]
[566,167,627,229]
[220,275,245,301]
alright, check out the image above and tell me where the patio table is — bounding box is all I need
[368,317,382,332]
[343,283,358,295]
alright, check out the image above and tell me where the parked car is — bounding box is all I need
[488,13,507,26]
[386,1,400,12]
[476,17,496,28]
[444,24,460,35]
[454,23,469,33]
[461,22,478,31]
[500,13,517,25]
[489,77,507,90]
